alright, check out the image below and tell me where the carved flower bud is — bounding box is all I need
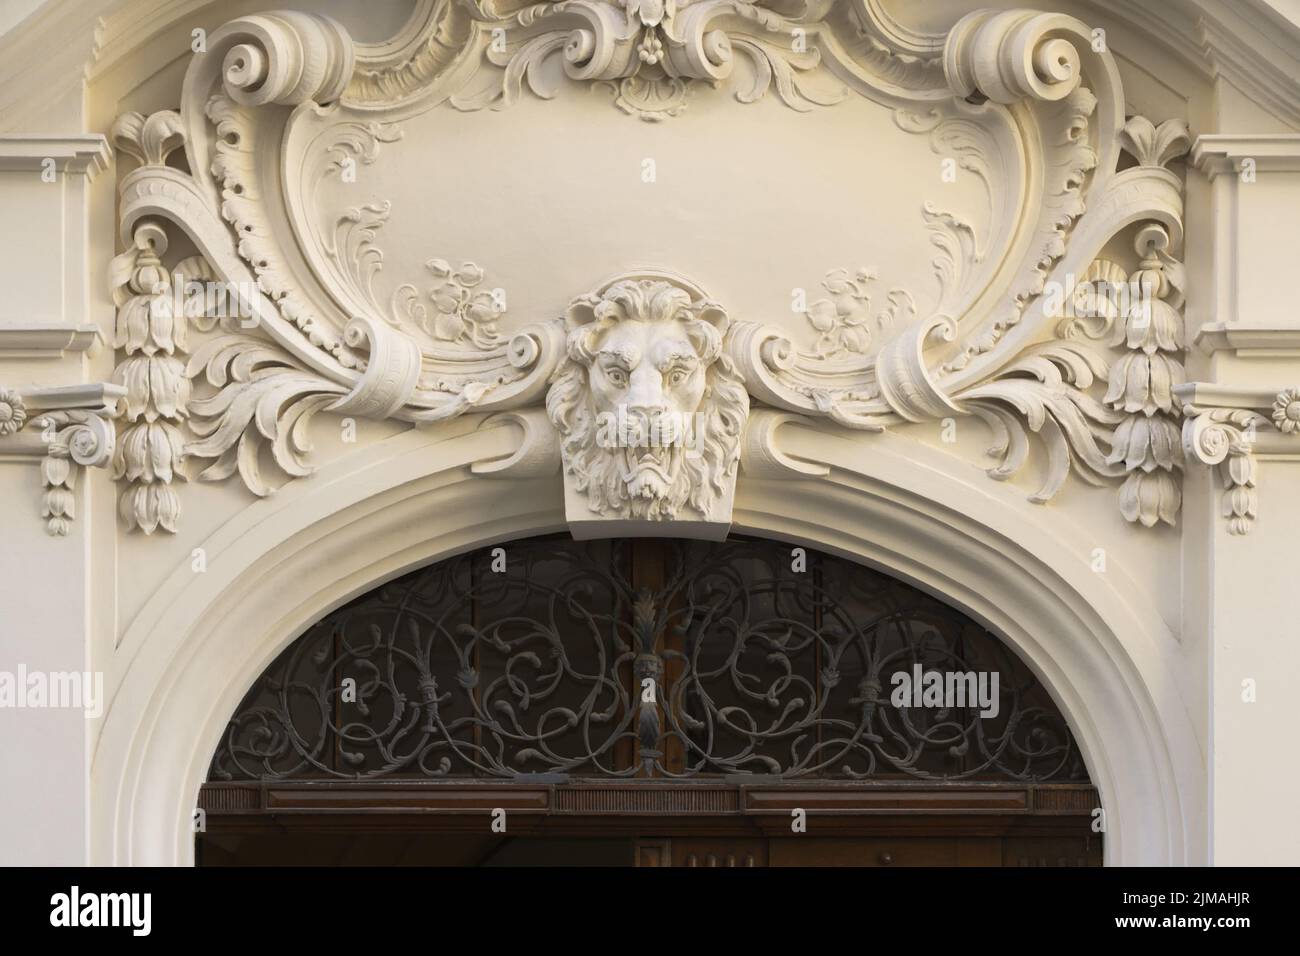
[1108,415,1182,472]
[1223,483,1256,535]
[41,452,70,486]
[114,421,187,484]
[113,355,192,422]
[115,284,185,355]
[42,485,75,536]
[119,483,181,535]
[1104,352,1183,415]
[131,260,170,296]
[1226,448,1257,488]
[1113,295,1182,354]
[1119,471,1181,528]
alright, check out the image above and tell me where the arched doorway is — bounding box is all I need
[91,427,1199,866]
[196,535,1101,866]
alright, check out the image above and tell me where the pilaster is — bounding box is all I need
[1184,133,1300,864]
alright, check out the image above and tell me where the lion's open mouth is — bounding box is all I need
[620,444,679,496]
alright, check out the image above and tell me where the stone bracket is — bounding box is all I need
[1178,382,1300,535]
[0,382,124,535]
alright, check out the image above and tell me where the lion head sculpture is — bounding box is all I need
[546,277,749,521]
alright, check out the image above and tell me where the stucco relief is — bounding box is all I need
[94,1,1204,538]
[0,384,123,534]
[548,273,747,531]
[448,0,851,121]
[1179,384,1300,535]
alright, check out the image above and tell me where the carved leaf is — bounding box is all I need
[956,342,1125,501]
[111,110,185,167]
[1120,116,1191,169]
[186,338,348,496]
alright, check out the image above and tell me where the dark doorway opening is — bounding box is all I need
[197,536,1102,866]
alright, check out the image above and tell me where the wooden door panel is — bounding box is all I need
[635,838,672,867]
[201,828,1098,866]
[672,838,768,867]
[635,837,771,866]
[635,836,1027,867]
[1003,835,1102,867]
[769,837,961,867]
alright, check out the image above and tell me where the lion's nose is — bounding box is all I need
[625,369,668,415]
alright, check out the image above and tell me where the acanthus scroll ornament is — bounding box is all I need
[450,0,848,121]
[944,9,1090,104]
[104,3,1202,538]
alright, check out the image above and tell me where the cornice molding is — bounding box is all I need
[0,134,112,177]
[1190,133,1300,178]
[1084,0,1300,132]
[1194,323,1300,356]
[1194,0,1300,133]
[2,0,1296,130]
[0,1,102,132]
[0,323,103,359]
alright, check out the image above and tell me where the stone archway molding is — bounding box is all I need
[92,415,1203,866]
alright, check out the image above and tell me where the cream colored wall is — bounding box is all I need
[0,0,1297,866]
[0,137,110,865]
[1184,140,1300,863]
[1203,463,1300,864]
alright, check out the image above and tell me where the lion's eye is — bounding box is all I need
[667,369,687,387]
[605,368,628,387]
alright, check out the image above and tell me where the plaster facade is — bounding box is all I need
[0,0,1298,866]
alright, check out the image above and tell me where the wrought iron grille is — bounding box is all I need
[209,536,1089,783]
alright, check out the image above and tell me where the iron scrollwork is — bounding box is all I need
[210,537,1088,783]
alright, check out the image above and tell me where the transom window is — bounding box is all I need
[209,536,1088,783]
